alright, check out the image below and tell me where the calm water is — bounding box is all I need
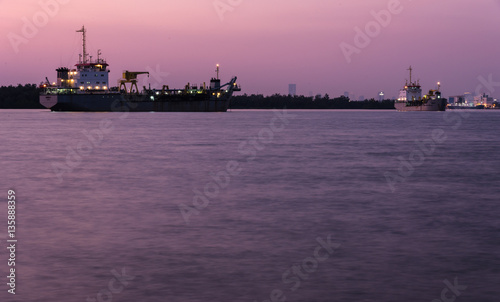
[0,109,499,302]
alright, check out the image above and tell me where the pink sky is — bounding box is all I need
[1,0,500,98]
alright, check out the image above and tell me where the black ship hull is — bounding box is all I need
[41,93,232,112]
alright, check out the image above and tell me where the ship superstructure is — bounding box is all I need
[53,26,110,91]
[40,26,240,112]
[395,66,446,111]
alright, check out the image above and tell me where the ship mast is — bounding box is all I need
[76,26,88,64]
[408,66,413,85]
[216,64,220,80]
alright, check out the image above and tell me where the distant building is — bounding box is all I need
[474,93,494,107]
[463,92,474,103]
[448,95,465,105]
[358,95,365,101]
[378,91,385,102]
[344,91,349,99]
[288,84,296,96]
[448,95,474,108]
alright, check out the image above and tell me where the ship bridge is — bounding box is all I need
[55,26,110,91]
[397,66,422,102]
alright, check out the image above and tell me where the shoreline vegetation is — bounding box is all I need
[230,94,395,109]
[0,84,45,109]
[0,85,395,110]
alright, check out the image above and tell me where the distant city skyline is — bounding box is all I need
[1,0,499,98]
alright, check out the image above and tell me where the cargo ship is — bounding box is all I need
[395,66,446,111]
[40,26,241,112]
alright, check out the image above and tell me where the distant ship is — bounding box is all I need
[40,26,241,112]
[394,66,446,111]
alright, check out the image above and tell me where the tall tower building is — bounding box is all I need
[378,91,385,102]
[289,84,297,96]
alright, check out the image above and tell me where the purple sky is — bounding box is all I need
[1,0,499,98]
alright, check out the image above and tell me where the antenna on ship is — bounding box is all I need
[216,64,220,80]
[76,26,88,64]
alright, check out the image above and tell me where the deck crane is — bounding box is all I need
[118,71,149,93]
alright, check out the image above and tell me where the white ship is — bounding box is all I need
[395,66,446,111]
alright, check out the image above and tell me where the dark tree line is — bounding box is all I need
[0,84,44,109]
[230,94,395,109]
[0,85,395,110]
